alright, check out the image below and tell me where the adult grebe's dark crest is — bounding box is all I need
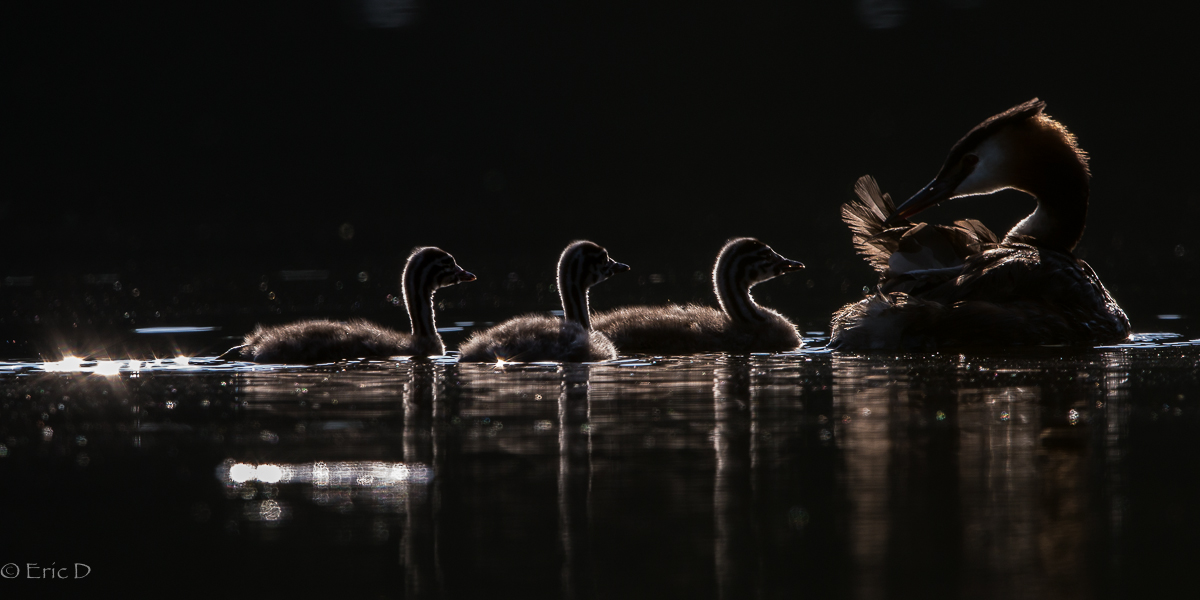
[830,99,1130,350]
[236,247,476,363]
[594,238,804,354]
[457,241,629,362]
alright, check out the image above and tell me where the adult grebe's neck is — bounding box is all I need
[988,111,1091,252]
[1003,149,1090,252]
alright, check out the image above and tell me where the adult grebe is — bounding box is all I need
[830,99,1130,350]
[593,238,804,354]
[236,247,476,362]
[457,241,630,362]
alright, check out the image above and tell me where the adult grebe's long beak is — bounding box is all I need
[886,177,958,226]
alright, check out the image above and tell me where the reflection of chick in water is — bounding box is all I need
[712,358,752,596]
[458,241,629,362]
[594,238,804,354]
[557,363,592,595]
[238,247,475,363]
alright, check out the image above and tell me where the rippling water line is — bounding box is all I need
[1,336,1197,596]
[0,332,1194,374]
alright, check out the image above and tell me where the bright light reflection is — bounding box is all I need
[221,460,431,486]
[44,356,86,372]
[94,361,121,376]
[256,464,283,483]
[221,460,433,519]
[42,356,158,375]
[174,356,191,366]
[230,463,257,483]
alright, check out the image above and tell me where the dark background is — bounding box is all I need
[4,0,1197,357]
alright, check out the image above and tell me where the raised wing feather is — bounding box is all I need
[842,175,906,273]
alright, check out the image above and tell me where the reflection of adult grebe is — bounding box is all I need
[236,247,475,363]
[830,99,1130,350]
[458,241,629,362]
[594,238,804,354]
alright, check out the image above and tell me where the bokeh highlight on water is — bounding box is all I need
[1,331,1197,596]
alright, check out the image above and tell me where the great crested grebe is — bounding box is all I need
[235,247,476,363]
[457,241,629,362]
[829,99,1130,350]
[593,238,805,354]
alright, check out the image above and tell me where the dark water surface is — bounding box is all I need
[2,334,1198,598]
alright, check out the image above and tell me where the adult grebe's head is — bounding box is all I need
[888,99,1090,225]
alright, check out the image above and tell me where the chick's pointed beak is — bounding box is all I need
[455,268,477,283]
[886,177,957,226]
[608,260,631,276]
[776,258,805,274]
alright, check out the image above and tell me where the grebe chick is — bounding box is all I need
[830,99,1130,350]
[593,238,805,354]
[239,247,476,363]
[457,241,629,362]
